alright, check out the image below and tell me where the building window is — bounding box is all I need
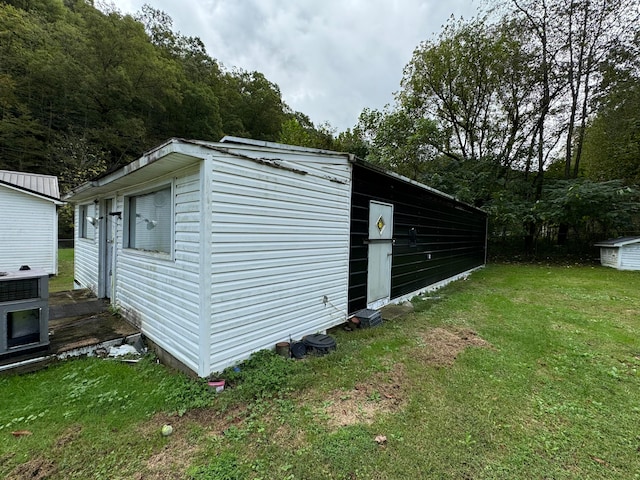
[127,185,172,254]
[80,204,96,240]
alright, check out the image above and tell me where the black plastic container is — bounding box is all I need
[302,334,336,355]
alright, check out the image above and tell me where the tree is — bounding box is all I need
[535,179,640,244]
[278,111,335,150]
[511,0,638,180]
[581,33,640,184]
[356,107,441,180]
[400,18,537,171]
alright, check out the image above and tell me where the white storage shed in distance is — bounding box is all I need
[594,237,640,271]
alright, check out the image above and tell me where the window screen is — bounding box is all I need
[80,204,96,240]
[127,186,172,254]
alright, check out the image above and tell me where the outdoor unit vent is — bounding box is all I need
[0,268,49,356]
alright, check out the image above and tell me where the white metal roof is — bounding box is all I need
[63,137,353,203]
[0,170,61,200]
[594,236,640,247]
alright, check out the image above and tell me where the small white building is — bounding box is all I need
[594,237,640,271]
[64,137,487,377]
[0,170,63,275]
[64,138,353,376]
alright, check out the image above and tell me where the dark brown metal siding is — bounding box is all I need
[348,163,487,313]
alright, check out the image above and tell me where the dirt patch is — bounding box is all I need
[322,363,408,428]
[6,457,56,480]
[6,424,84,479]
[54,424,82,450]
[133,407,246,480]
[133,414,201,480]
[416,327,492,366]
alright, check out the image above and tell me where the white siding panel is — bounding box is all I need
[599,247,619,269]
[74,202,100,291]
[223,145,351,182]
[208,152,351,374]
[620,244,640,270]
[0,186,58,274]
[115,169,202,372]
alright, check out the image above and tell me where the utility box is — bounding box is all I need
[353,308,383,328]
[0,268,49,356]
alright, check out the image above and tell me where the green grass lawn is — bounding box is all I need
[2,264,639,479]
[50,248,74,292]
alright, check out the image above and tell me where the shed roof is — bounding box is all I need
[0,170,62,203]
[594,236,640,247]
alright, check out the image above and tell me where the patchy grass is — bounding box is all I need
[49,248,74,292]
[2,264,640,479]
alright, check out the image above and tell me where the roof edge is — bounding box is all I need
[0,179,64,205]
[219,135,351,158]
[352,157,485,214]
[594,236,640,247]
[63,138,182,201]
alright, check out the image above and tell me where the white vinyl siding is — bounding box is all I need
[620,244,640,270]
[115,169,202,372]
[0,186,58,275]
[599,247,619,269]
[207,150,351,374]
[65,140,354,378]
[74,203,99,291]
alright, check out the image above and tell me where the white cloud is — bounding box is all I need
[108,0,478,131]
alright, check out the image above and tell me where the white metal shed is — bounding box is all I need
[64,138,352,377]
[0,170,63,275]
[594,237,640,271]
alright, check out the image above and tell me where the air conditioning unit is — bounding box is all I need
[0,267,49,356]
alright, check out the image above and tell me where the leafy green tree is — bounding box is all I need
[357,107,441,180]
[400,18,536,170]
[224,70,286,141]
[134,5,223,141]
[0,0,294,192]
[510,0,638,180]
[535,179,640,243]
[334,127,369,158]
[581,34,640,184]
[278,113,335,150]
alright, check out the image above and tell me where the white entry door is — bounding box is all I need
[367,201,394,309]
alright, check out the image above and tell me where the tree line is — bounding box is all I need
[2,0,639,256]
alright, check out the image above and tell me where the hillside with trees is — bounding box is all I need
[0,0,297,193]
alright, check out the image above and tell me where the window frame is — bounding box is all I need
[123,182,174,259]
[79,203,96,241]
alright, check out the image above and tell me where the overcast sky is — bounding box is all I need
[106,0,480,132]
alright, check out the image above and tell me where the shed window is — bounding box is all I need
[127,186,172,254]
[80,204,96,240]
